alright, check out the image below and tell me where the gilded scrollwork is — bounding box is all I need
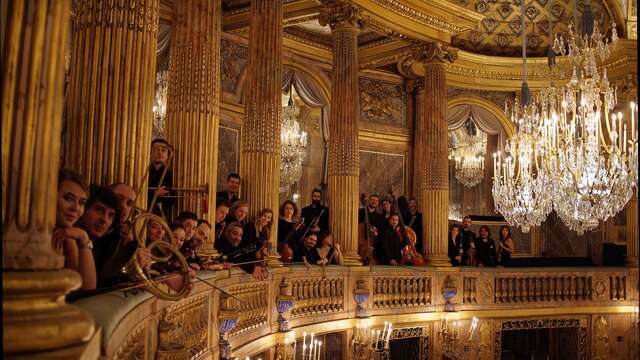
[114,323,146,360]
[412,42,458,65]
[318,1,367,30]
[359,78,407,126]
[157,294,209,359]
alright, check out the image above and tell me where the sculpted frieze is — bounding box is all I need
[359,77,407,126]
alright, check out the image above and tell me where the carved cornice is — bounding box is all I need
[412,42,458,64]
[365,0,468,35]
[284,14,320,27]
[318,1,368,30]
[284,27,332,48]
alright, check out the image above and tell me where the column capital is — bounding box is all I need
[412,42,458,65]
[318,1,367,31]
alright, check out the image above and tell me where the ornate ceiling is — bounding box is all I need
[450,0,615,57]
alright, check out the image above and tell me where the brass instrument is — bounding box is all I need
[120,144,191,301]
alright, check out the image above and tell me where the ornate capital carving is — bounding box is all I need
[412,42,458,64]
[318,1,367,30]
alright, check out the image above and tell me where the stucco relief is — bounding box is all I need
[359,77,407,127]
[221,38,247,95]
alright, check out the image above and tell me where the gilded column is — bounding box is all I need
[413,44,457,266]
[239,0,282,264]
[412,80,425,204]
[626,194,639,267]
[64,0,159,204]
[165,0,221,234]
[319,2,366,265]
[2,0,95,355]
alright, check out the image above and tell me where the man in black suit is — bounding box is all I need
[216,173,241,205]
[406,198,423,253]
[358,193,385,238]
[300,188,329,234]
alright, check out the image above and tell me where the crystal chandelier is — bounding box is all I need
[542,8,638,234]
[280,87,308,192]
[152,70,168,138]
[450,119,485,188]
[492,1,554,233]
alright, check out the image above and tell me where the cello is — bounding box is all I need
[388,189,424,266]
[357,193,377,265]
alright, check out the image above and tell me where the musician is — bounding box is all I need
[406,198,424,253]
[293,233,321,264]
[111,183,137,244]
[498,225,514,267]
[214,201,230,244]
[475,225,497,267]
[277,201,300,250]
[376,214,407,266]
[300,189,329,234]
[358,193,385,238]
[447,224,465,267]
[314,232,343,265]
[176,211,198,241]
[77,185,151,289]
[225,201,249,226]
[461,215,476,266]
[243,208,273,248]
[53,169,96,290]
[170,222,187,249]
[216,173,241,205]
[147,138,175,220]
[215,222,268,280]
[178,219,212,269]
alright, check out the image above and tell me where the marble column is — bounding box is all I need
[2,0,95,355]
[239,0,282,264]
[165,0,221,238]
[64,0,159,205]
[413,44,457,266]
[626,194,639,267]
[412,80,425,203]
[319,3,366,265]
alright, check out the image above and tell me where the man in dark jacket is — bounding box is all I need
[215,222,268,280]
[148,138,175,220]
[216,173,241,205]
[300,188,329,234]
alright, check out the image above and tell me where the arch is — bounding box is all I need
[282,60,332,105]
[448,95,515,137]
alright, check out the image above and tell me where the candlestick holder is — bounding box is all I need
[438,317,480,360]
[351,321,392,360]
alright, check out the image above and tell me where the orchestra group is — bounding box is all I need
[54,138,515,300]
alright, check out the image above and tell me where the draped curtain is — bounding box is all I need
[447,104,506,151]
[281,67,330,186]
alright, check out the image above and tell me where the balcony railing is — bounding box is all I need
[73,265,638,360]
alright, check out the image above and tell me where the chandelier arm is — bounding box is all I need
[599,104,615,155]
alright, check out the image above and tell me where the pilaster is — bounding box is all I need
[626,194,639,267]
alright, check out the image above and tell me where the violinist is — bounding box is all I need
[216,222,268,280]
[376,214,407,266]
[277,200,304,253]
[293,233,321,264]
[314,232,343,265]
[214,201,230,244]
[243,208,273,252]
[301,189,329,234]
[225,201,249,226]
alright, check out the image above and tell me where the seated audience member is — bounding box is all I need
[406,198,423,253]
[216,173,241,205]
[215,222,268,280]
[475,225,497,267]
[293,233,321,264]
[225,201,249,225]
[53,169,96,290]
[110,183,137,243]
[376,214,407,266]
[498,225,514,267]
[448,224,464,267]
[176,211,198,242]
[277,200,303,252]
[243,209,273,256]
[314,232,344,265]
[214,201,230,243]
[77,185,151,289]
[147,138,175,219]
[300,189,329,234]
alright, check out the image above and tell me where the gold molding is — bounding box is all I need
[447,95,515,137]
[222,0,323,32]
[358,128,412,145]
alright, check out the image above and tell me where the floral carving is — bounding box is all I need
[359,78,406,126]
[412,42,458,64]
[318,1,367,29]
[221,38,247,94]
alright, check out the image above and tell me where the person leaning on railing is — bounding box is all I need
[215,222,268,280]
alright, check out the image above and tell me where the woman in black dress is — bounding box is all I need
[277,200,303,252]
[314,232,344,265]
[447,224,464,266]
[498,225,514,267]
[475,225,497,267]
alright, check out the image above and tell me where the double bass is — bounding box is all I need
[357,193,377,265]
[388,189,425,266]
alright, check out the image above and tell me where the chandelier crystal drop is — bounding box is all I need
[152,70,168,138]
[543,19,638,234]
[280,91,308,192]
[453,151,484,188]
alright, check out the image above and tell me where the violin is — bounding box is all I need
[278,217,304,263]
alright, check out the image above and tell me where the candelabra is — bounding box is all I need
[300,332,323,360]
[352,322,392,360]
[453,151,485,188]
[438,316,479,360]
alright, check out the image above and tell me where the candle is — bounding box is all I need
[317,341,322,360]
[293,340,297,360]
[385,324,392,342]
[309,334,314,359]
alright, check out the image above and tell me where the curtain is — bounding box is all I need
[447,104,507,151]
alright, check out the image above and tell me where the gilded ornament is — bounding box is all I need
[318,1,367,30]
[412,42,458,64]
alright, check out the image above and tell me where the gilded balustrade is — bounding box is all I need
[73,266,637,359]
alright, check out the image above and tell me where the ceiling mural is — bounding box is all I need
[450,0,614,57]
